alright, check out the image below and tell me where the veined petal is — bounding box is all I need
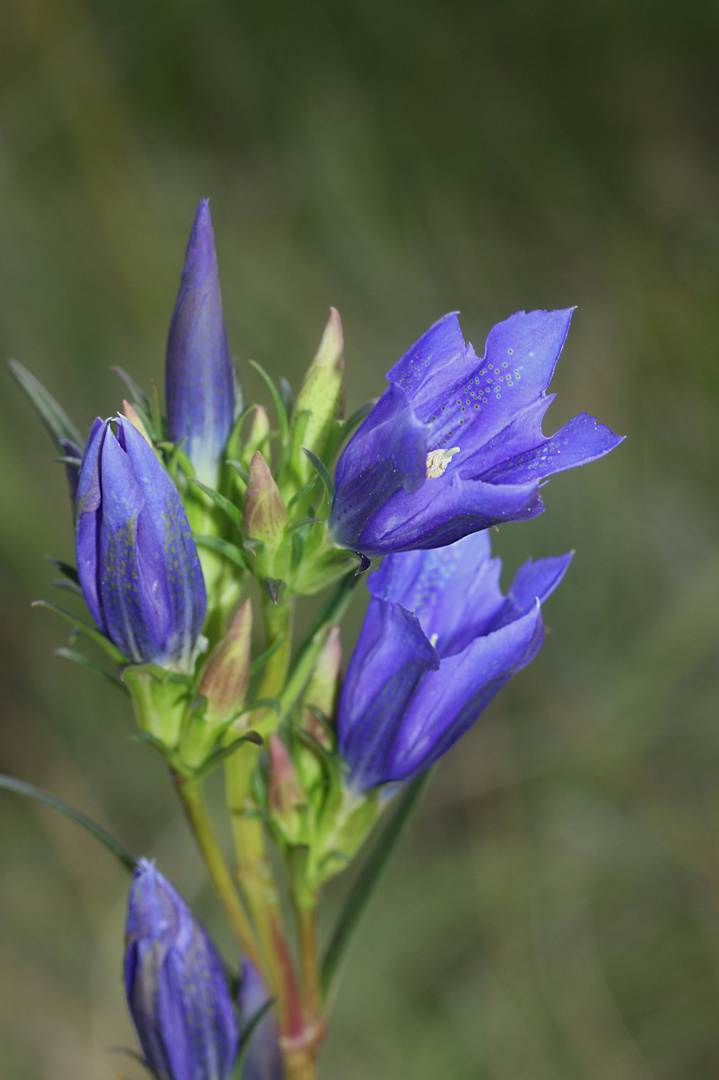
[330,382,427,549]
[381,604,545,782]
[75,417,108,631]
[338,599,439,792]
[489,552,573,632]
[351,471,542,555]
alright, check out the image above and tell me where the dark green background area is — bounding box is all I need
[2,1,719,1077]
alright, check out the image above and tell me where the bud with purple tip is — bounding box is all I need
[166,199,238,486]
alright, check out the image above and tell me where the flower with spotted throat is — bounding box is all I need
[329,309,623,556]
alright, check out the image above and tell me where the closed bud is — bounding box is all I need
[75,417,206,672]
[122,399,153,446]
[243,451,288,551]
[299,625,342,747]
[291,308,344,485]
[268,735,306,845]
[199,599,252,726]
[124,859,238,1080]
[165,199,238,486]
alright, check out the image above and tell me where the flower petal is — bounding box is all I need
[338,598,439,791]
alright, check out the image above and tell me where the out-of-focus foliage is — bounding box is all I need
[1,1,719,1077]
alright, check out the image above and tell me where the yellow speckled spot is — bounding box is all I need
[425,447,460,479]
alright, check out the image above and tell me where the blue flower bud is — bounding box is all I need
[339,531,572,789]
[124,859,239,1080]
[166,199,238,485]
[330,309,623,555]
[238,960,284,1080]
[75,417,206,670]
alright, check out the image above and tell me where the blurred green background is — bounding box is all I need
[1,0,719,1077]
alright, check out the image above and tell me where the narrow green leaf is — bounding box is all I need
[249,360,289,448]
[51,578,84,597]
[195,535,249,571]
[32,600,125,663]
[325,398,377,461]
[194,732,264,780]
[286,474,319,512]
[249,633,286,678]
[7,359,83,448]
[188,478,243,530]
[232,999,276,1080]
[56,647,129,693]
[287,517,323,533]
[279,375,294,419]
[226,459,249,484]
[321,768,433,997]
[158,441,195,480]
[301,447,333,505]
[0,774,136,872]
[111,366,151,412]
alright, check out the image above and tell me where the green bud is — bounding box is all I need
[291,309,345,486]
[198,599,252,726]
[243,451,288,551]
[268,734,307,846]
[299,625,342,746]
[122,664,193,751]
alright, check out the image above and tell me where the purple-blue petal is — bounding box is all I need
[330,382,427,550]
[338,599,439,792]
[75,418,206,668]
[238,961,284,1080]
[166,199,236,486]
[381,604,545,781]
[124,859,239,1080]
[330,307,623,556]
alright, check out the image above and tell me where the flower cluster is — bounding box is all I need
[12,197,622,1080]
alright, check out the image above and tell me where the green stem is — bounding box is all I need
[297,901,321,1023]
[173,774,264,977]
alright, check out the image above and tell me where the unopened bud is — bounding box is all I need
[243,451,288,549]
[268,735,306,844]
[199,599,252,726]
[292,308,345,484]
[299,626,342,747]
[122,400,153,447]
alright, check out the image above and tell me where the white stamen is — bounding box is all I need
[425,446,460,479]
[430,632,439,648]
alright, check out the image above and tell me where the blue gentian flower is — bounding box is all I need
[166,199,237,486]
[330,309,622,555]
[75,416,206,670]
[238,960,283,1080]
[124,859,239,1080]
[338,531,571,790]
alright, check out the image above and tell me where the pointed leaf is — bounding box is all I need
[194,732,264,780]
[249,633,286,679]
[45,557,80,585]
[249,360,290,449]
[321,768,433,997]
[0,774,136,872]
[279,375,294,419]
[188,477,243,529]
[301,447,333,505]
[56,647,129,692]
[264,577,284,605]
[111,366,151,413]
[7,360,83,448]
[32,600,125,663]
[195,534,249,571]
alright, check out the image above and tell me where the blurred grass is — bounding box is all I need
[2,0,719,1077]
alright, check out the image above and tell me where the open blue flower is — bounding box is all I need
[338,531,571,790]
[124,859,239,1080]
[75,416,206,670]
[166,199,238,486]
[330,309,622,555]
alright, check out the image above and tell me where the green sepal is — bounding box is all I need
[187,478,243,530]
[226,459,249,484]
[195,534,250,571]
[324,398,377,462]
[55,647,128,693]
[149,380,164,442]
[224,403,259,463]
[32,600,125,663]
[158,440,195,482]
[111,365,152,414]
[0,773,136,872]
[191,731,264,782]
[301,447,333,506]
[122,663,194,750]
[7,359,83,449]
[249,633,286,678]
[249,360,290,451]
[50,577,84,597]
[45,557,80,585]
[279,375,294,419]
